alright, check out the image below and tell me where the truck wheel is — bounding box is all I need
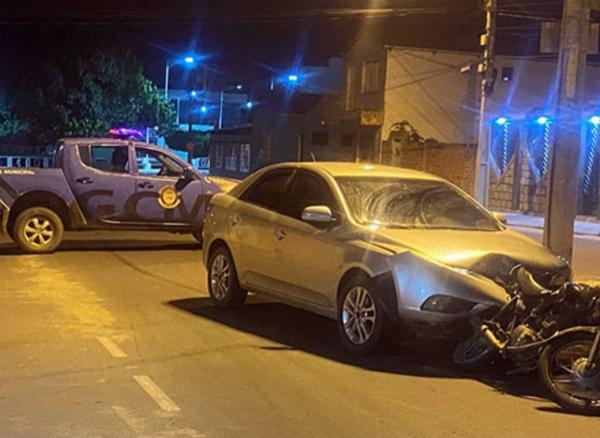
[12,207,64,254]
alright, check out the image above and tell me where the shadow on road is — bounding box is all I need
[168,295,545,403]
[0,239,200,254]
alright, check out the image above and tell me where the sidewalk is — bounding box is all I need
[505,212,600,237]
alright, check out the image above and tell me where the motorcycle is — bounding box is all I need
[453,265,600,415]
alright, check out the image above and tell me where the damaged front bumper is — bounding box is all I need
[386,251,509,325]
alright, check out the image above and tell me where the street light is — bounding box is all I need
[164,54,198,99]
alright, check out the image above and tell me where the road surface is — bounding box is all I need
[1,229,599,438]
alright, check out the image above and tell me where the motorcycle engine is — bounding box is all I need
[510,324,543,365]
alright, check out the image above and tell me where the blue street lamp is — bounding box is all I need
[245,101,253,109]
[164,54,199,99]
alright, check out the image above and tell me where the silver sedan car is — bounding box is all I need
[202,162,569,354]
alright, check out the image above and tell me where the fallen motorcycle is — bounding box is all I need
[453,265,600,415]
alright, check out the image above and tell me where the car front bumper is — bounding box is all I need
[386,251,509,325]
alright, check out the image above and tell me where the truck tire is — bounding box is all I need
[12,207,64,254]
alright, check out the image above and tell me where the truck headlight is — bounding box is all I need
[421,294,478,314]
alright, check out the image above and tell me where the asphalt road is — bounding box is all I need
[1,228,600,438]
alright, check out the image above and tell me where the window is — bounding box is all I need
[362,60,380,93]
[135,147,184,177]
[280,170,336,220]
[241,168,294,211]
[225,145,238,171]
[311,131,329,146]
[79,145,130,174]
[345,65,355,110]
[215,144,224,169]
[239,144,251,173]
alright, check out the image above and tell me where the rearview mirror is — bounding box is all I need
[301,205,334,224]
[492,211,508,225]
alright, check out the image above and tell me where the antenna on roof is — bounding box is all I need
[310,152,317,162]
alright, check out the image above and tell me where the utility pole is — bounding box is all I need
[543,0,591,260]
[473,0,497,205]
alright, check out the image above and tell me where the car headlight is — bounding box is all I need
[421,294,478,314]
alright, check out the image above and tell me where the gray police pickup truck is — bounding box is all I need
[0,137,228,253]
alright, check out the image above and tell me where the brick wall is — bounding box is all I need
[392,141,477,194]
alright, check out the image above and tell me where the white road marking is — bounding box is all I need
[133,375,181,413]
[97,336,128,358]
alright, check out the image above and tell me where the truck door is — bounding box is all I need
[68,144,137,225]
[132,146,211,226]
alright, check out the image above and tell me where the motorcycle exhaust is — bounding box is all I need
[481,324,506,350]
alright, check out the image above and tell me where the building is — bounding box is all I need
[322,38,600,215]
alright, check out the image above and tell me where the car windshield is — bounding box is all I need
[336,177,500,231]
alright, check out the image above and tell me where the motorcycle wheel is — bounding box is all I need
[452,332,497,369]
[539,333,600,415]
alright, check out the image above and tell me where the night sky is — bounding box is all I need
[0,0,571,87]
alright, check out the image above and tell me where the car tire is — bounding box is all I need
[337,272,389,355]
[207,245,247,308]
[12,207,64,254]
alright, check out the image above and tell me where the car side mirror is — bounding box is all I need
[175,167,196,191]
[301,205,335,224]
[492,211,508,225]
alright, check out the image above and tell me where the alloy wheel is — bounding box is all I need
[342,286,377,345]
[210,254,231,300]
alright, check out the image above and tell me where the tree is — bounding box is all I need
[0,94,27,138]
[9,37,175,144]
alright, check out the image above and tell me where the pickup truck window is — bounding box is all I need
[79,145,130,174]
[135,147,184,177]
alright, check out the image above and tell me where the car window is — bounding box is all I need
[135,147,184,177]
[240,168,294,211]
[79,145,130,174]
[280,170,336,220]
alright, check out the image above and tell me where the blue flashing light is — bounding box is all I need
[200,105,207,113]
[184,56,195,64]
[190,90,197,97]
[245,101,253,109]
[536,116,550,125]
[590,115,600,125]
[288,74,299,82]
[495,117,508,126]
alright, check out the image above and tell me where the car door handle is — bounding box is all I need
[230,214,240,226]
[137,181,155,189]
[275,228,287,241]
[76,177,94,184]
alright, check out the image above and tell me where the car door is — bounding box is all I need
[232,167,295,292]
[69,144,137,225]
[272,170,345,308]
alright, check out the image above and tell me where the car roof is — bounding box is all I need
[267,162,443,181]
[58,137,150,148]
